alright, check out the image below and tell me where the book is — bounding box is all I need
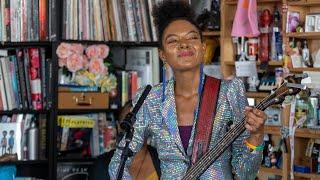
[57,162,91,180]
[286,11,300,33]
[0,122,22,159]
[57,115,96,158]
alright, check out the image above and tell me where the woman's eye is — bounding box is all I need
[167,39,178,44]
[188,36,198,40]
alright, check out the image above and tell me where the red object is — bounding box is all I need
[28,48,42,110]
[259,9,272,62]
[191,76,221,165]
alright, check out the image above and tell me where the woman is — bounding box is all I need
[109,1,267,179]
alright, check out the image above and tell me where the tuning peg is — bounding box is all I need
[286,83,307,90]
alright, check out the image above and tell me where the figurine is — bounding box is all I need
[247,75,260,92]
[270,152,277,168]
[302,40,311,67]
[259,9,272,62]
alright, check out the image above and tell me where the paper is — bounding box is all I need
[235,61,257,77]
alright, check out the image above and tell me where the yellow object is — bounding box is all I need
[146,171,158,180]
[57,116,95,128]
[244,140,264,151]
[203,37,219,64]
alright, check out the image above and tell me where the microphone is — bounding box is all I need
[120,85,152,132]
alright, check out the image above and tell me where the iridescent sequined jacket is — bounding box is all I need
[109,76,263,180]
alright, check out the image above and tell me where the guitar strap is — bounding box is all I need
[191,76,221,165]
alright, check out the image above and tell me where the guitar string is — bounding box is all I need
[184,88,291,178]
[183,89,286,178]
[183,103,267,178]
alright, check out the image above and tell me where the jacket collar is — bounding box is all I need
[161,78,187,156]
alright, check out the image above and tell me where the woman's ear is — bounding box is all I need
[159,49,166,62]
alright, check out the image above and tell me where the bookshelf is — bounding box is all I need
[225,60,284,66]
[221,0,320,179]
[2,0,318,179]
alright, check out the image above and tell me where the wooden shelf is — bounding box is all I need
[59,39,159,47]
[259,166,282,176]
[57,108,118,114]
[225,0,281,5]
[294,172,320,179]
[0,41,52,47]
[246,92,270,98]
[202,31,220,36]
[225,60,283,66]
[289,67,320,73]
[0,160,48,165]
[288,0,320,6]
[57,157,96,163]
[264,126,320,138]
[287,32,320,39]
[0,109,50,115]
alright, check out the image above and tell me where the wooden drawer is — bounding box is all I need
[58,92,109,109]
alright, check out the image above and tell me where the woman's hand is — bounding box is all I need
[244,106,267,146]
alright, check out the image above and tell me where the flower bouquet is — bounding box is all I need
[56,43,117,93]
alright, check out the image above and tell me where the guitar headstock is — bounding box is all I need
[257,74,309,110]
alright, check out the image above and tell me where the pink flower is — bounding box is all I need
[88,58,107,75]
[59,58,67,67]
[97,44,109,59]
[56,43,72,59]
[66,54,85,72]
[85,45,100,59]
[70,43,84,54]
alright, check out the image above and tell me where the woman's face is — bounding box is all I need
[160,20,205,72]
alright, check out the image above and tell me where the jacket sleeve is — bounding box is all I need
[108,87,151,180]
[227,78,263,180]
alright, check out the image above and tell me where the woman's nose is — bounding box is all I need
[179,39,189,49]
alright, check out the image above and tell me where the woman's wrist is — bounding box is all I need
[246,132,264,146]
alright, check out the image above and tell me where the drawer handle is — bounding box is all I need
[73,93,92,106]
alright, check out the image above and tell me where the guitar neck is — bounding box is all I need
[182,93,275,179]
[182,118,246,179]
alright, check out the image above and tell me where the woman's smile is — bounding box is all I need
[178,50,194,58]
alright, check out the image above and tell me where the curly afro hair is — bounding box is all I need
[152,1,202,48]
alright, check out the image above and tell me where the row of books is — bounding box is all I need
[109,47,160,109]
[0,48,52,111]
[0,0,57,42]
[57,113,117,158]
[0,113,46,160]
[62,0,162,42]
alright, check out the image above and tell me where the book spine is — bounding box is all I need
[23,48,32,109]
[2,57,14,109]
[39,0,47,41]
[4,0,10,41]
[32,0,39,41]
[26,0,31,40]
[20,0,27,41]
[46,58,52,109]
[10,55,23,109]
[0,0,2,41]
[16,0,21,41]
[16,49,28,109]
[40,48,46,109]
[28,48,42,110]
[0,57,8,110]
[38,114,46,159]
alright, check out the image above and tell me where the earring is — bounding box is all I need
[162,62,167,102]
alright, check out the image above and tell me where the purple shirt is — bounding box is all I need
[178,125,193,153]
